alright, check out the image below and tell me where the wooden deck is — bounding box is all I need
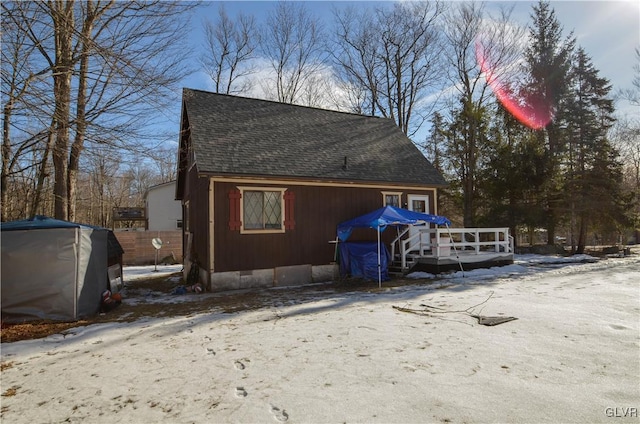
[390,227,514,275]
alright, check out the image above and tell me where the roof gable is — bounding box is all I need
[181,88,446,186]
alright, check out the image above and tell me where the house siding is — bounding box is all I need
[183,165,210,269]
[146,182,182,231]
[212,179,436,273]
[176,90,449,290]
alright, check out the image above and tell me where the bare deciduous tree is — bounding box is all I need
[81,145,122,227]
[619,47,640,107]
[261,1,326,104]
[612,48,640,232]
[1,1,56,221]
[149,146,177,183]
[442,1,525,227]
[2,0,196,222]
[50,0,75,221]
[330,7,380,116]
[331,2,446,137]
[201,4,259,95]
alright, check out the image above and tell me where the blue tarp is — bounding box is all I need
[338,242,391,281]
[337,205,451,241]
[335,206,452,285]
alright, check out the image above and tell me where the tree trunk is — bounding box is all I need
[67,0,96,222]
[546,212,556,245]
[51,0,75,221]
[30,121,56,218]
[462,100,477,228]
[1,102,13,222]
[52,92,71,220]
[545,123,559,246]
[576,213,587,254]
[528,225,535,246]
[509,190,517,249]
[98,167,105,227]
[463,177,475,228]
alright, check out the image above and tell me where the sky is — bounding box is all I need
[2,252,638,422]
[162,0,640,149]
[538,1,639,104]
[184,1,639,109]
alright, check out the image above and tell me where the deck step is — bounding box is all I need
[389,258,415,276]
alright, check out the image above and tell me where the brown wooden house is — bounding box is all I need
[176,88,447,291]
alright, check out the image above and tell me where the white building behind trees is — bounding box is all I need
[145,181,182,231]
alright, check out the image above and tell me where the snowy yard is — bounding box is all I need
[1,253,639,423]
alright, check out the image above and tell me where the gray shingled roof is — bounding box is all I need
[182,88,447,186]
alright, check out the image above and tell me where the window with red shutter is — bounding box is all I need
[228,189,242,230]
[284,190,295,230]
[231,187,294,233]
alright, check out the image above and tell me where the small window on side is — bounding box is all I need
[382,191,402,207]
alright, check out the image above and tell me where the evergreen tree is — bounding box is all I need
[423,112,446,175]
[440,2,523,228]
[563,48,626,252]
[479,103,546,246]
[523,0,575,244]
[444,99,490,227]
[422,112,460,221]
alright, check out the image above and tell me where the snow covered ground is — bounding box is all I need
[122,264,184,282]
[1,253,639,423]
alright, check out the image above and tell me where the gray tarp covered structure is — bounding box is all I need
[1,216,111,322]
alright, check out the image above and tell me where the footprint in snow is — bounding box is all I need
[235,387,247,398]
[271,405,289,422]
[234,360,246,370]
[206,347,216,356]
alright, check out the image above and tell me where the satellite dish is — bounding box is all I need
[152,238,163,271]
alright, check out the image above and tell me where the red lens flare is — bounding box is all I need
[475,38,552,130]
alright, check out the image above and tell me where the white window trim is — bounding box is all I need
[238,186,287,234]
[381,191,403,207]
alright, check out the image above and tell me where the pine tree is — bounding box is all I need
[523,0,575,244]
[423,112,461,222]
[479,103,546,246]
[423,112,446,174]
[564,48,625,252]
[444,99,491,227]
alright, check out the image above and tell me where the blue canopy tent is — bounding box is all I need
[337,206,452,287]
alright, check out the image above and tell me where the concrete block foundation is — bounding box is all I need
[207,264,339,292]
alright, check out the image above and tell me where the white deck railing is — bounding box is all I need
[390,227,514,270]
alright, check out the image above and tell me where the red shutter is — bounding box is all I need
[228,189,241,230]
[284,190,295,230]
